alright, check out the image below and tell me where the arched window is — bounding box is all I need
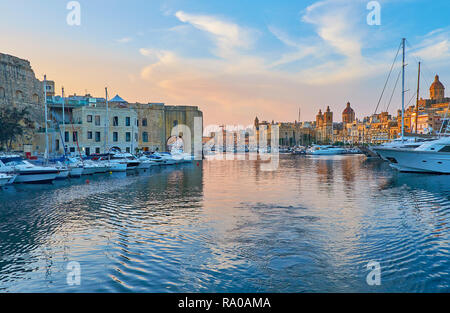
[0,87,5,98]
[33,93,39,103]
[16,90,23,101]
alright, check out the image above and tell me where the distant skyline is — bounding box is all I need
[1,0,450,126]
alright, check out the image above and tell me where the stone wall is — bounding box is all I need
[131,103,203,152]
[0,53,44,149]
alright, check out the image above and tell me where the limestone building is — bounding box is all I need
[315,106,334,143]
[0,53,45,150]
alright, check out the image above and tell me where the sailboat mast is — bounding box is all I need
[62,87,65,150]
[401,38,406,141]
[105,87,109,154]
[44,75,48,163]
[415,62,421,135]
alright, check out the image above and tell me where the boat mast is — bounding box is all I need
[62,87,65,152]
[415,62,420,135]
[401,38,406,141]
[44,75,48,164]
[105,87,109,154]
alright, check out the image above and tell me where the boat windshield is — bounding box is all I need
[0,157,25,165]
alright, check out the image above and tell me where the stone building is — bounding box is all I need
[0,53,45,150]
[131,102,203,153]
[253,117,315,147]
[342,102,355,124]
[315,106,334,143]
[34,104,139,155]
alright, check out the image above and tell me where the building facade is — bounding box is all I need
[0,53,45,150]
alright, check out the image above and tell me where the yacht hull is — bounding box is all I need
[374,148,450,173]
[69,167,84,178]
[56,170,69,180]
[110,163,127,172]
[15,171,58,184]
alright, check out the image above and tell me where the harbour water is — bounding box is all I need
[0,155,449,292]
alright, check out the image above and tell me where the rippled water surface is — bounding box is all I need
[1,155,450,292]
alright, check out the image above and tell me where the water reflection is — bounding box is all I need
[0,156,450,292]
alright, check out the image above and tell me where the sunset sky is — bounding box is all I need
[1,0,450,126]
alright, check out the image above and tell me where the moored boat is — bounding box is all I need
[0,155,58,184]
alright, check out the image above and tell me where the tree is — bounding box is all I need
[0,107,33,151]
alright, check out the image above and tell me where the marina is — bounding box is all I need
[1,0,450,298]
[1,154,450,292]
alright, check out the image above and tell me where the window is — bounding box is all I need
[142,118,147,127]
[439,145,450,152]
[126,132,131,142]
[55,140,60,151]
[87,131,93,140]
[73,131,78,142]
[142,132,148,142]
[95,147,100,154]
[0,87,5,98]
[33,94,39,103]
[64,131,70,143]
[113,116,119,126]
[70,147,76,153]
[95,115,101,126]
[85,147,90,156]
[95,132,101,142]
[135,133,138,141]
[87,115,93,123]
[126,117,131,126]
[113,132,118,142]
[126,147,130,153]
[173,120,178,127]
[16,90,23,101]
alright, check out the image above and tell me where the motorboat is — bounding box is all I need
[306,145,346,155]
[145,153,165,165]
[0,173,16,187]
[171,150,194,163]
[0,155,58,183]
[373,136,450,173]
[110,152,141,170]
[157,152,178,165]
[371,137,435,160]
[54,162,69,180]
[63,157,84,177]
[137,156,157,169]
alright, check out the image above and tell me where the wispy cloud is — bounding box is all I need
[411,28,450,62]
[116,37,133,44]
[175,10,256,58]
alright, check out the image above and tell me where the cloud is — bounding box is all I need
[175,10,256,58]
[411,28,450,62]
[136,2,427,124]
[116,37,133,44]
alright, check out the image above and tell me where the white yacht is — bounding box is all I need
[373,137,450,173]
[0,173,16,187]
[53,162,70,179]
[306,145,346,155]
[110,153,141,170]
[137,156,157,169]
[0,156,58,183]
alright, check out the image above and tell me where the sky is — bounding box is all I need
[1,0,450,126]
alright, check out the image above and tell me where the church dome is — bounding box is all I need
[430,75,445,100]
[342,102,354,114]
[430,75,444,90]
